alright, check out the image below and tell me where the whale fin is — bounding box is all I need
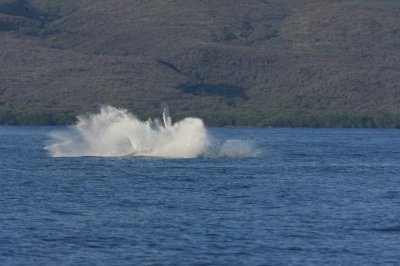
[162,104,172,128]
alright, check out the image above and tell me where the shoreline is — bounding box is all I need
[1,108,400,128]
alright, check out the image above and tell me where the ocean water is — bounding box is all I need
[1,126,400,265]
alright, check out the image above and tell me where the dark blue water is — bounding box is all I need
[1,127,400,265]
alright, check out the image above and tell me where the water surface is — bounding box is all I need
[1,127,399,265]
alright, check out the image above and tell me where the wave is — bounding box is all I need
[45,106,260,158]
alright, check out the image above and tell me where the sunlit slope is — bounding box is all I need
[1,0,400,123]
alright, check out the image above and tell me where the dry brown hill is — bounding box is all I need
[1,0,400,126]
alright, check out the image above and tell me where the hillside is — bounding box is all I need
[1,0,400,127]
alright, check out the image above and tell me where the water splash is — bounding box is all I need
[218,139,261,158]
[46,106,260,158]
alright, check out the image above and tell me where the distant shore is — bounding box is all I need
[1,108,400,128]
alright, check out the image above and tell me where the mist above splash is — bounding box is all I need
[46,106,260,158]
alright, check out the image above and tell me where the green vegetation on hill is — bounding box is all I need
[1,0,400,127]
[1,108,400,128]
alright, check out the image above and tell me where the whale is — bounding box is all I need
[162,104,172,128]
